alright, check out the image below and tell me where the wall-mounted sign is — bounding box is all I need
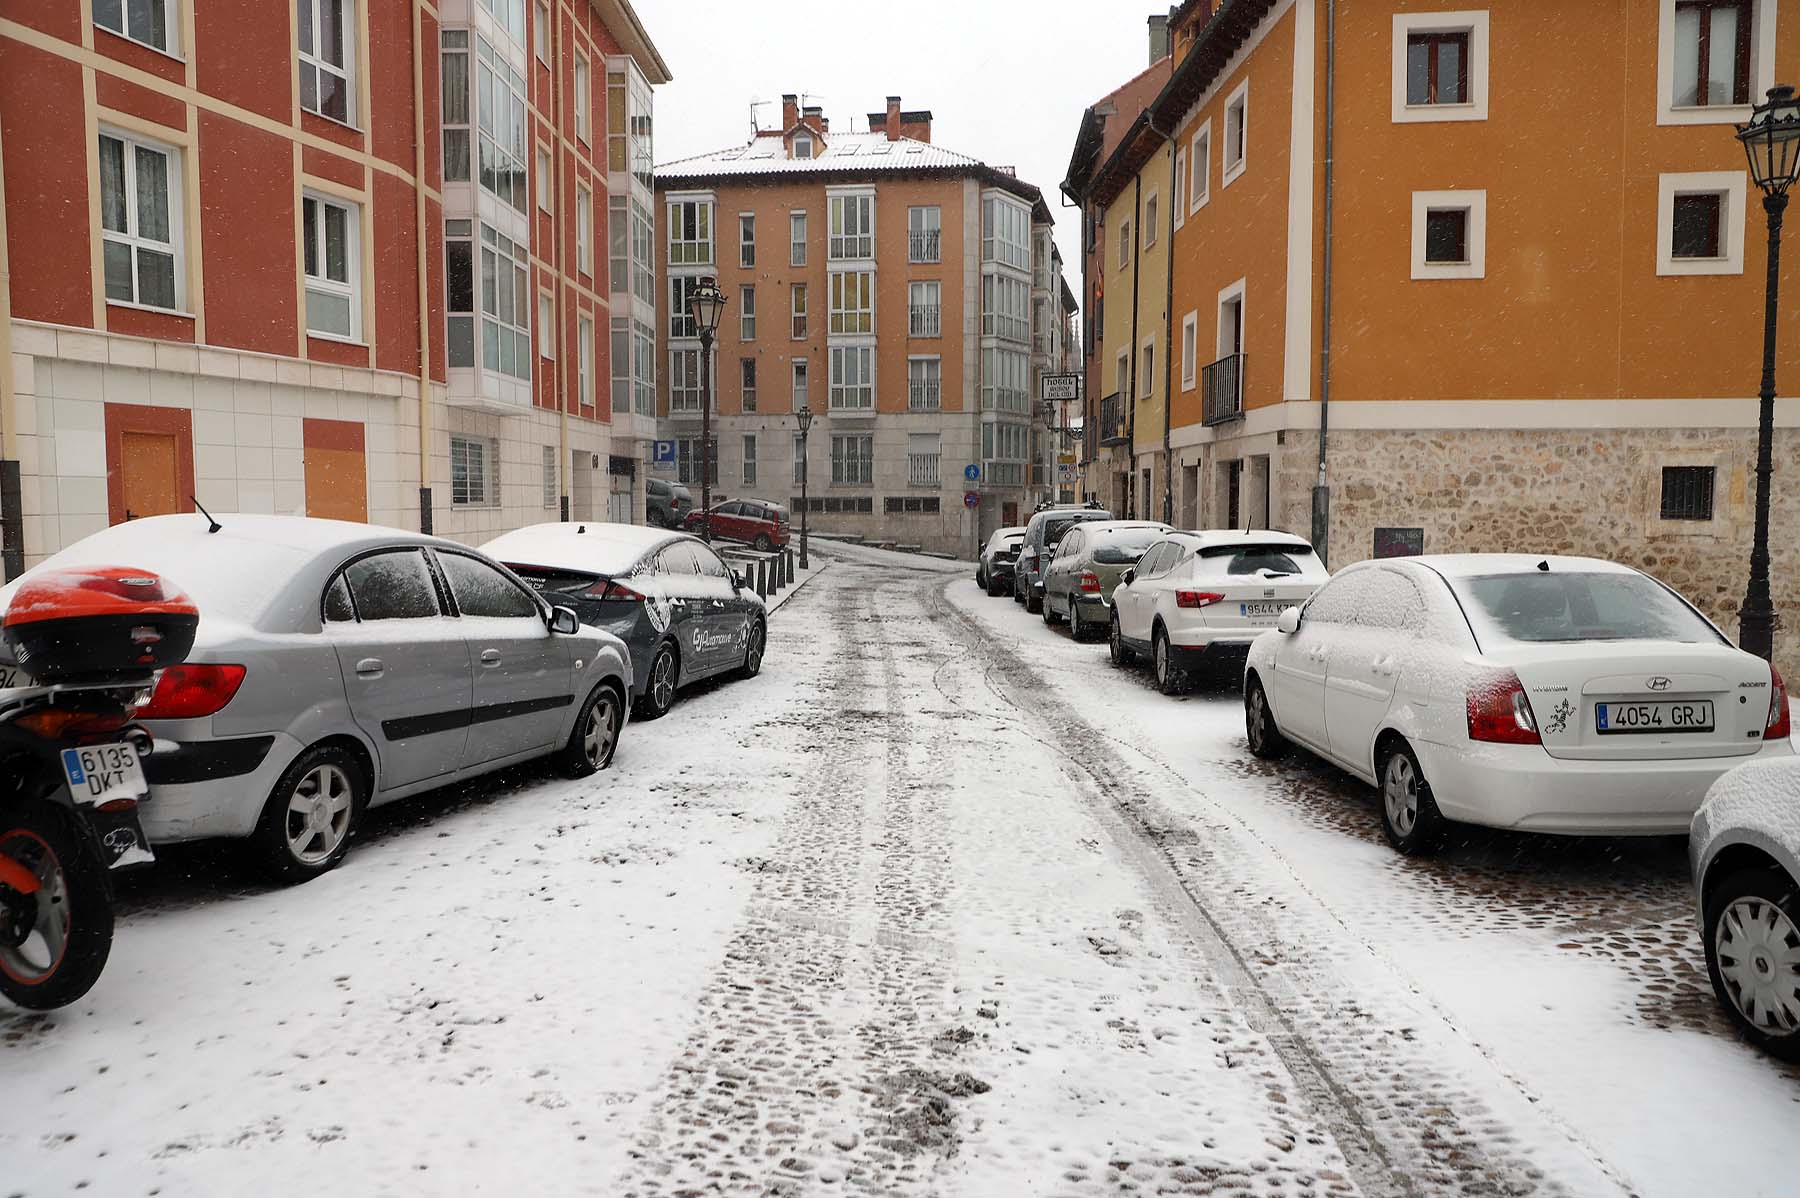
[1040,373,1081,402]
[1373,527,1425,558]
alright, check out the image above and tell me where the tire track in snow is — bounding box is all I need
[928,578,1629,1198]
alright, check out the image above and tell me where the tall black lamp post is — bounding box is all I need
[1735,85,1800,660]
[795,402,813,569]
[687,275,726,543]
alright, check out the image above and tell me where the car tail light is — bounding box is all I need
[15,707,131,740]
[137,664,246,720]
[1466,670,1541,745]
[592,580,646,603]
[1768,664,1791,740]
[1175,591,1225,609]
[1079,572,1101,594]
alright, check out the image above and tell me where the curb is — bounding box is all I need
[767,560,829,616]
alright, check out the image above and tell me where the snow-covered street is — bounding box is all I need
[5,542,1797,1197]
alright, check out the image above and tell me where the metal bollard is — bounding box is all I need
[755,557,768,599]
[777,551,789,590]
[785,547,796,581]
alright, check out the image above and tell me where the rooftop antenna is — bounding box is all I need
[191,496,221,534]
[748,97,772,134]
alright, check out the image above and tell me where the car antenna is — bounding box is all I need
[1536,559,1550,572]
[191,496,221,534]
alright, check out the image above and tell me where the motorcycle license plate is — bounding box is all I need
[61,743,147,805]
[1595,701,1714,734]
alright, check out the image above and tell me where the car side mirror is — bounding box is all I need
[1121,568,1136,587]
[549,606,580,635]
[1277,607,1301,635]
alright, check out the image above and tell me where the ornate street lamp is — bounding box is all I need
[1734,84,1800,660]
[795,402,814,570]
[687,276,727,543]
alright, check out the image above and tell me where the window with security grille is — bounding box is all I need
[451,435,498,505]
[831,435,874,484]
[1660,466,1715,520]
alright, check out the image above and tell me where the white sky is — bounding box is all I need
[630,0,1160,291]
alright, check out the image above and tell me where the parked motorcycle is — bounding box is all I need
[0,567,197,1010]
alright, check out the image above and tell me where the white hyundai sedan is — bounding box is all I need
[1244,554,1792,854]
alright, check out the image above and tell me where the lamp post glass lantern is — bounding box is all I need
[687,276,727,542]
[1734,85,1800,660]
[795,403,813,570]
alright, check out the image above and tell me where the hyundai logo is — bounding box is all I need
[1646,676,1672,691]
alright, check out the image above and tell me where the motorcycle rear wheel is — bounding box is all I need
[0,802,113,1010]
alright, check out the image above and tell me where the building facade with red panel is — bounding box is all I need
[0,0,667,577]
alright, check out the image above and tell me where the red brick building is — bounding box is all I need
[0,0,667,577]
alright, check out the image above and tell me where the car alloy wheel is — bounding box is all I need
[580,690,620,769]
[647,646,677,716]
[739,620,765,678]
[1379,741,1443,855]
[1245,678,1286,759]
[1109,611,1134,666]
[1153,629,1184,695]
[1382,753,1418,840]
[286,763,354,866]
[1715,894,1800,1039]
[755,534,773,551]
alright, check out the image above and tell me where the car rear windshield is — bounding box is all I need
[1091,528,1165,565]
[1194,544,1319,578]
[505,564,600,595]
[1043,514,1108,544]
[1459,572,1724,644]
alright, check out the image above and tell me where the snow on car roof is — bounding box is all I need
[1407,554,1636,578]
[482,522,681,576]
[0,513,441,631]
[1169,529,1314,549]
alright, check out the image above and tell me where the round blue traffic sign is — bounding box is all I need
[963,463,981,482]
[963,491,981,509]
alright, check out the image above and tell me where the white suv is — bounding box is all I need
[1109,530,1328,693]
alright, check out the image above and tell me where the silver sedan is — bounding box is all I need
[0,514,632,884]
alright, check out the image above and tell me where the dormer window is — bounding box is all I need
[793,134,814,160]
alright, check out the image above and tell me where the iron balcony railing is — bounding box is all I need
[1030,463,1049,488]
[1098,392,1127,445]
[908,229,941,262]
[908,454,941,487]
[1202,353,1245,425]
[909,379,941,410]
[909,304,941,337]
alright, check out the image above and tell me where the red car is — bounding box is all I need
[683,499,791,550]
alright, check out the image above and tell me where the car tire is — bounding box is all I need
[754,534,773,552]
[249,743,368,885]
[1012,582,1024,605]
[1042,592,1062,625]
[976,568,986,588]
[553,682,623,778]
[636,642,679,720]
[1704,867,1800,1062]
[1070,606,1089,641]
[1244,674,1287,759]
[1378,739,1444,856]
[1025,587,1043,615]
[986,575,1005,597]
[1109,609,1136,666]
[1153,625,1187,695]
[735,619,767,680]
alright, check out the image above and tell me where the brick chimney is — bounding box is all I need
[802,104,824,134]
[885,95,902,141]
[1147,12,1170,63]
[781,93,798,131]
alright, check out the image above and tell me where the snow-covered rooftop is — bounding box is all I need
[656,131,985,180]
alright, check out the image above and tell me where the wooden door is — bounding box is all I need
[105,404,195,526]
[303,419,368,523]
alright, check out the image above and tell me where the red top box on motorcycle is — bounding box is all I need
[2,566,198,684]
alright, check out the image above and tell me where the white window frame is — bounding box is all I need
[576,184,592,276]
[1189,120,1211,214]
[301,190,362,341]
[829,270,875,335]
[829,345,875,410]
[790,210,807,266]
[298,0,356,126]
[743,434,758,486]
[1139,336,1156,399]
[792,358,809,411]
[670,346,702,412]
[538,292,555,359]
[578,316,594,406]
[1117,217,1132,269]
[1115,347,1129,399]
[791,282,808,338]
[739,284,756,340]
[668,196,714,266]
[1221,80,1249,189]
[1180,310,1199,391]
[907,355,942,411]
[830,433,874,484]
[534,0,549,61]
[542,443,557,507]
[97,128,185,313]
[828,191,875,260]
[1143,189,1160,249]
[739,212,756,267]
[1657,0,1779,126]
[1657,171,1748,275]
[450,434,499,506]
[1409,189,1487,280]
[573,50,590,143]
[909,280,941,337]
[94,0,180,55]
[536,145,552,212]
[1173,149,1187,230]
[1390,11,1491,124]
[793,133,814,160]
[1216,278,1247,360]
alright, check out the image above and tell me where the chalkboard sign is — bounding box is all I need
[1373,527,1425,558]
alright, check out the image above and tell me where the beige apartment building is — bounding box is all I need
[652,95,1069,553]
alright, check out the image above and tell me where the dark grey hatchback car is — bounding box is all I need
[482,523,768,719]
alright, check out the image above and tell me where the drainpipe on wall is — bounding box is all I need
[0,110,21,580]
[1146,114,1175,526]
[553,8,570,521]
[412,0,435,534]
[1126,173,1142,517]
[1313,0,1337,563]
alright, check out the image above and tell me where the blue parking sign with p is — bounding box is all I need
[652,440,677,465]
